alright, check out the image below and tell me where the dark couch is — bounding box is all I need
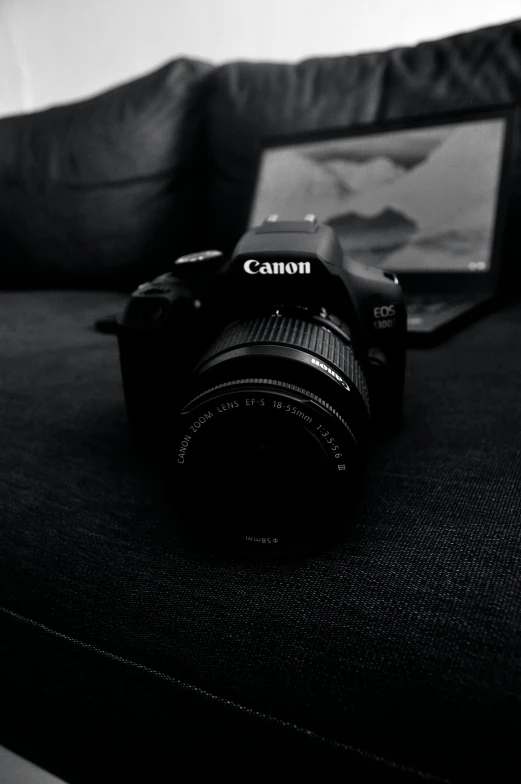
[1,19,521,784]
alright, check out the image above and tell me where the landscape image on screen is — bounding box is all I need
[249,119,505,272]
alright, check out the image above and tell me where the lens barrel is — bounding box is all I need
[170,310,370,558]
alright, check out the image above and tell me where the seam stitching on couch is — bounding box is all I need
[0,605,451,783]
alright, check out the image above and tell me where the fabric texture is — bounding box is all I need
[0,58,213,290]
[1,289,520,783]
[203,20,521,287]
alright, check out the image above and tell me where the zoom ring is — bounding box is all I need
[198,314,370,412]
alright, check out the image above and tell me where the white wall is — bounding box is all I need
[0,0,520,117]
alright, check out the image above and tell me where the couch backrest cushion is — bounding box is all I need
[205,20,521,282]
[0,57,213,290]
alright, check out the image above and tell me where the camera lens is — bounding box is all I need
[169,309,370,558]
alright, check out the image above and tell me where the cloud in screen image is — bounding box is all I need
[250,119,505,272]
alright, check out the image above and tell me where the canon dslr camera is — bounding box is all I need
[118,215,406,558]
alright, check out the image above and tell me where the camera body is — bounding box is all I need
[118,216,406,447]
[117,216,406,558]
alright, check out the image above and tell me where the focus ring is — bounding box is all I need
[197,314,370,411]
[181,377,359,447]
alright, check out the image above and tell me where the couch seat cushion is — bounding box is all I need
[1,290,521,782]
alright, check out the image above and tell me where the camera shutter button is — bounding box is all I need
[173,249,224,275]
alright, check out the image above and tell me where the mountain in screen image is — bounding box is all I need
[326,207,417,251]
[321,156,407,192]
[251,150,410,223]
[381,197,494,271]
[342,124,501,233]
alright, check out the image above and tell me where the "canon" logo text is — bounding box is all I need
[243,259,311,275]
